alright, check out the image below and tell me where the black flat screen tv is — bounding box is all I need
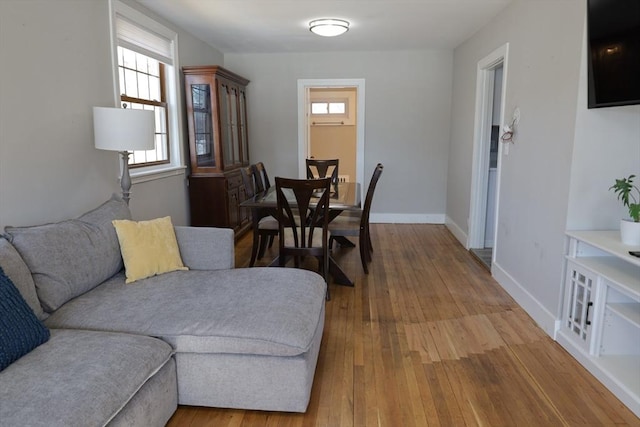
[587,0,640,108]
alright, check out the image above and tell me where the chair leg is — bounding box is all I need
[359,237,369,274]
[360,228,372,261]
[321,256,330,300]
[278,254,287,267]
[268,235,275,248]
[359,231,373,273]
[249,232,260,267]
[257,233,269,259]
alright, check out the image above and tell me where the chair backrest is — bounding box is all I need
[253,162,271,191]
[240,165,257,198]
[241,165,273,224]
[306,158,339,186]
[360,163,384,228]
[275,177,331,251]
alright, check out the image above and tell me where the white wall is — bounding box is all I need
[0,0,223,229]
[567,29,640,230]
[447,0,585,335]
[224,50,453,221]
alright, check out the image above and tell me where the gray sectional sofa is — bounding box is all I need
[0,196,326,426]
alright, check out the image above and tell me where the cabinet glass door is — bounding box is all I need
[566,263,595,352]
[239,88,249,164]
[190,83,215,167]
[218,81,235,168]
[230,86,240,165]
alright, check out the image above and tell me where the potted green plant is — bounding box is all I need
[610,174,640,245]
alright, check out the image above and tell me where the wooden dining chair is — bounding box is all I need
[275,176,332,300]
[329,163,384,274]
[306,158,339,186]
[241,166,279,267]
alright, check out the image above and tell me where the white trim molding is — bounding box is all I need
[468,43,509,251]
[492,261,558,338]
[445,215,468,248]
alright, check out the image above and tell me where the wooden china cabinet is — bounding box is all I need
[183,65,251,236]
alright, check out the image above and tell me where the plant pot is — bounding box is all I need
[620,219,640,246]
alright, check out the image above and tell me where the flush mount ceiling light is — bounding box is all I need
[309,19,350,37]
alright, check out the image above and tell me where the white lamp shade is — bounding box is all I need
[93,107,155,152]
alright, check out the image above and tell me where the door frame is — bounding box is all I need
[468,44,509,257]
[297,79,365,191]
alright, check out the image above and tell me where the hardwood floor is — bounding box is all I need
[167,224,638,426]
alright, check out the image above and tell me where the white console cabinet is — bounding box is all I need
[558,230,640,417]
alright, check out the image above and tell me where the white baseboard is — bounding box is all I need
[445,216,468,248]
[370,213,445,224]
[492,261,558,338]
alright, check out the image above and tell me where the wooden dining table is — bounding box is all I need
[240,181,361,286]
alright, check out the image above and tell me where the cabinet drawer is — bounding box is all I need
[226,170,243,190]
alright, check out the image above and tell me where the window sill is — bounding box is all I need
[130,165,187,184]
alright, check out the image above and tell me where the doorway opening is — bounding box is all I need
[297,79,365,196]
[308,88,357,182]
[468,44,509,271]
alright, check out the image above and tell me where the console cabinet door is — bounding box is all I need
[564,261,597,354]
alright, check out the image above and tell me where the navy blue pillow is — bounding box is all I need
[0,265,50,371]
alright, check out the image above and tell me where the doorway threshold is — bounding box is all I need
[470,248,492,271]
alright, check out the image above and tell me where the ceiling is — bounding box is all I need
[136,0,513,54]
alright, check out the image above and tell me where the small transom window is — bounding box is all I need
[311,101,346,115]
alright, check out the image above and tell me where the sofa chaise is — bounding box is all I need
[0,196,326,426]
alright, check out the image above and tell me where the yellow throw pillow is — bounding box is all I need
[112,216,188,284]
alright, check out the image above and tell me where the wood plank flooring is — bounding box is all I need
[167,224,638,426]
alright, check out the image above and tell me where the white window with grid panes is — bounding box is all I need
[109,0,184,177]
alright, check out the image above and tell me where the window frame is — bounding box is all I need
[118,47,169,168]
[108,0,185,181]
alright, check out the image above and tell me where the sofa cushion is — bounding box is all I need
[112,216,188,284]
[0,237,46,320]
[0,329,174,427]
[4,195,131,312]
[45,267,326,357]
[0,266,50,371]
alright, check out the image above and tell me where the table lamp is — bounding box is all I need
[93,106,155,205]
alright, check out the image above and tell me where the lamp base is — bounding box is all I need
[119,151,132,205]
